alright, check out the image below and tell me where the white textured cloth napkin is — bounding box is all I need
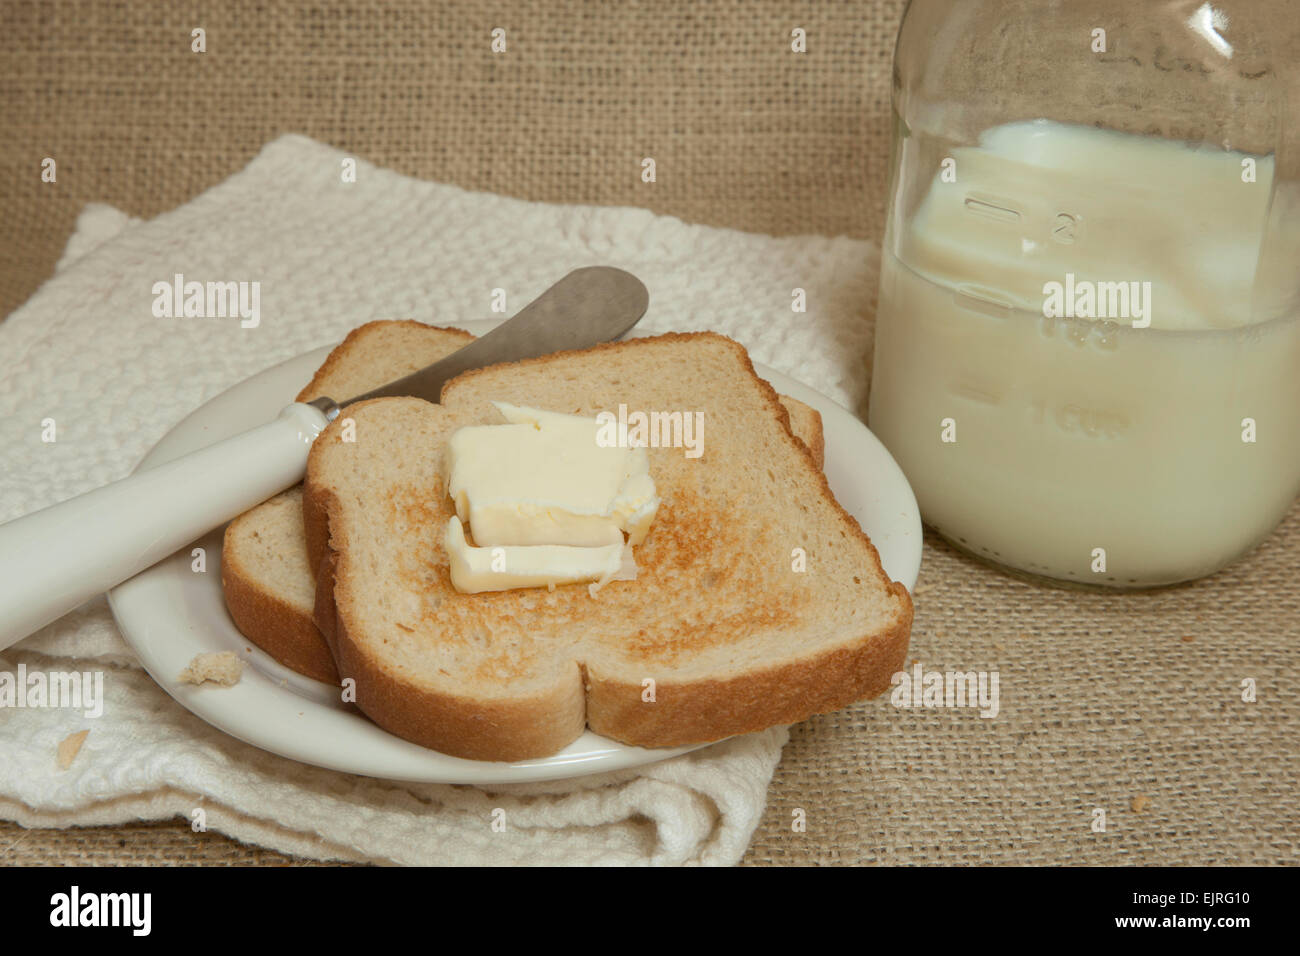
[0,135,878,865]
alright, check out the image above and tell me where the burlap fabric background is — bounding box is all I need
[2,0,1296,866]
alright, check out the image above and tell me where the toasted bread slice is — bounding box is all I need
[223,321,825,684]
[306,332,911,761]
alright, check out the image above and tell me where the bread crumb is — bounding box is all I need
[1131,794,1150,813]
[57,730,90,770]
[178,651,244,687]
[1181,635,1195,643]
[993,643,1004,652]
[911,584,930,595]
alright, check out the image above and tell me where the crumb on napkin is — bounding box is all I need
[57,730,90,770]
[178,651,244,687]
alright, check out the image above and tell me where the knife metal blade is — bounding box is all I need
[308,266,649,418]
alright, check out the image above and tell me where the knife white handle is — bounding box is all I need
[0,402,330,650]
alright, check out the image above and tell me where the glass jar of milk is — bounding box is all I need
[869,0,1300,587]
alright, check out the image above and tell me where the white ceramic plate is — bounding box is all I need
[108,321,921,784]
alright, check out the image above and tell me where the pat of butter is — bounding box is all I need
[446,401,660,548]
[445,516,631,594]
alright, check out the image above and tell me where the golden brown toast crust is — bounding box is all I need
[793,405,825,469]
[306,331,913,759]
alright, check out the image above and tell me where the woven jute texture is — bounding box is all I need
[2,0,1297,867]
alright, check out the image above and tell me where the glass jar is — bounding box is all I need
[868,0,1300,588]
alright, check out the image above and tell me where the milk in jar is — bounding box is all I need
[868,120,1300,586]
